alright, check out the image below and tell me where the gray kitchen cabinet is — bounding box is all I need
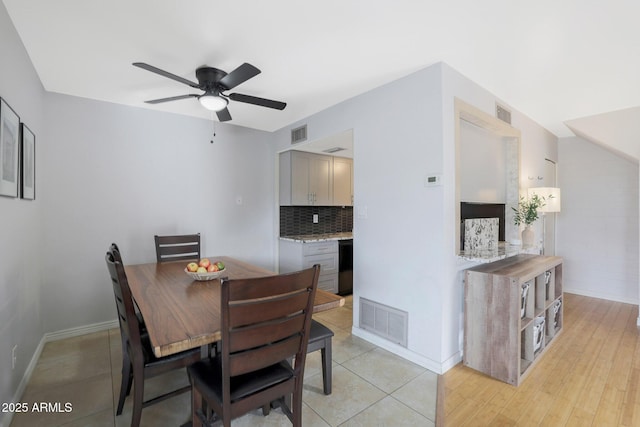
[280,151,333,205]
[333,157,353,206]
[279,239,338,293]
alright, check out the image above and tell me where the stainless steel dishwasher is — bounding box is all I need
[338,239,353,295]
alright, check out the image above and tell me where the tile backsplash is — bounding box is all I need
[280,206,353,236]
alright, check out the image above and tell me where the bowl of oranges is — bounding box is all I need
[185,258,226,281]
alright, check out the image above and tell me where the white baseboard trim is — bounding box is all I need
[440,351,463,373]
[43,319,119,343]
[563,288,639,306]
[1,319,118,427]
[2,335,46,427]
[351,326,444,374]
[564,288,640,326]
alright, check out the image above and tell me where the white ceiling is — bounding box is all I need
[3,0,639,156]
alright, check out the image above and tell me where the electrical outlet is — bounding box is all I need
[12,345,17,370]
[312,214,319,224]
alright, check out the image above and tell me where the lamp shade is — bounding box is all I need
[198,94,228,111]
[528,187,561,213]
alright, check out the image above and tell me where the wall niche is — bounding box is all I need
[455,98,521,254]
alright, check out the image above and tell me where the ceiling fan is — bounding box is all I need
[132,62,286,122]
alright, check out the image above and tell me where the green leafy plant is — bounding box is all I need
[512,194,549,226]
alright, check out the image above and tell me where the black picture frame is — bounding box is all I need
[20,123,35,200]
[0,97,20,198]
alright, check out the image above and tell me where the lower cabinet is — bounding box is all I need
[464,254,563,386]
[279,240,338,293]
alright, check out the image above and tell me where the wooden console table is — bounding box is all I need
[464,254,563,386]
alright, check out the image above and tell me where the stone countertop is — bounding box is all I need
[279,232,353,243]
[458,242,541,264]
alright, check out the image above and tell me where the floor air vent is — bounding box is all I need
[291,125,307,144]
[360,298,408,347]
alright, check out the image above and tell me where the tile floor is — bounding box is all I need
[9,296,438,426]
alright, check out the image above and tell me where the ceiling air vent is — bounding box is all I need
[323,147,346,154]
[496,104,512,124]
[291,125,307,144]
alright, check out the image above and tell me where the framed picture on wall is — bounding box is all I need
[20,123,35,200]
[0,97,20,198]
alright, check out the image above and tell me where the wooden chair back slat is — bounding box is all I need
[227,272,315,300]
[228,290,309,327]
[229,335,301,376]
[228,313,305,353]
[154,233,201,263]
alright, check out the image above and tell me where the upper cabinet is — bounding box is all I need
[280,151,353,206]
[280,151,333,205]
[333,157,353,206]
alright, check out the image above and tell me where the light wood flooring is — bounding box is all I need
[440,292,640,426]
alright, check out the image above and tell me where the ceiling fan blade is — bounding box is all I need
[144,94,199,104]
[133,62,200,89]
[218,63,261,90]
[216,108,232,122]
[229,93,286,110]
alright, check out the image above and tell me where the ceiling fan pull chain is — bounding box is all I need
[210,118,216,144]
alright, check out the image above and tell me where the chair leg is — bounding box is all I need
[116,359,132,415]
[292,385,303,427]
[262,403,271,416]
[321,338,332,395]
[131,367,144,427]
[191,386,203,427]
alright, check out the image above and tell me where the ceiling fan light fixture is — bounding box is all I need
[198,93,228,111]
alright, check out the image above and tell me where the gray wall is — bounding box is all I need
[0,2,277,415]
[273,65,447,371]
[272,62,563,373]
[557,136,639,303]
[40,93,276,331]
[0,1,46,420]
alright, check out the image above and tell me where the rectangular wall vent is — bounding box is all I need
[496,104,512,124]
[360,298,408,347]
[323,147,346,154]
[291,125,307,144]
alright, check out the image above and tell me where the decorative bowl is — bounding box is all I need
[185,268,226,281]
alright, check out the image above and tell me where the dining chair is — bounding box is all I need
[307,319,334,394]
[110,243,149,331]
[187,265,321,427]
[106,246,201,427]
[154,233,201,263]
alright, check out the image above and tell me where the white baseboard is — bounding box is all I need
[43,319,119,342]
[440,351,463,373]
[1,319,118,427]
[563,287,640,340]
[563,288,639,305]
[351,326,444,374]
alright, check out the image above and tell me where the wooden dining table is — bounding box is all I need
[125,256,345,358]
